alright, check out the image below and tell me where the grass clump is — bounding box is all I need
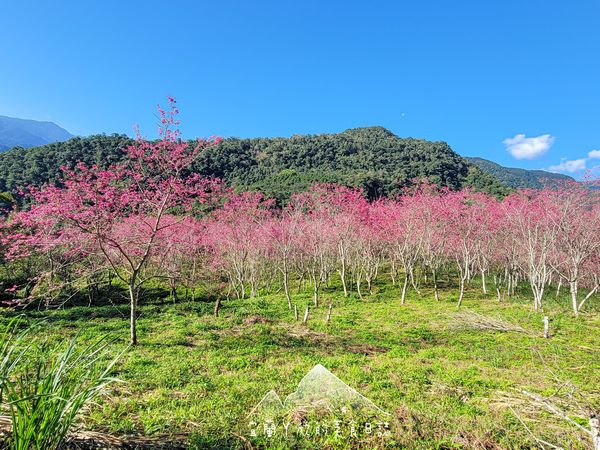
[0,320,121,450]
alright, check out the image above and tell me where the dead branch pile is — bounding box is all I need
[453,310,533,335]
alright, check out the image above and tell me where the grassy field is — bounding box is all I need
[1,278,598,449]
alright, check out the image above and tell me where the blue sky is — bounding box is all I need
[1,0,599,176]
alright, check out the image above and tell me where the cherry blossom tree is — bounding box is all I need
[204,192,273,305]
[545,182,600,315]
[8,99,221,344]
[502,190,554,313]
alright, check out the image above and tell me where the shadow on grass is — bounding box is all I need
[1,284,220,324]
[188,433,248,450]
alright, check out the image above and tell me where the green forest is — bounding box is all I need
[0,127,507,202]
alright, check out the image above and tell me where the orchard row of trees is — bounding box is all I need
[1,100,598,345]
[203,181,599,314]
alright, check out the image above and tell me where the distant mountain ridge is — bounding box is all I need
[465,156,574,189]
[0,127,508,201]
[0,116,73,151]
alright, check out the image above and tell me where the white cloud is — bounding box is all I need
[503,134,555,160]
[547,158,588,173]
[588,149,600,159]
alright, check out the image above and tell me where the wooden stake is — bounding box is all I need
[326,303,333,325]
[302,306,309,325]
[591,414,599,450]
[294,304,298,321]
[543,316,549,339]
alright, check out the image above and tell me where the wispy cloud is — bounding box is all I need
[503,134,555,160]
[547,158,588,173]
[545,149,600,174]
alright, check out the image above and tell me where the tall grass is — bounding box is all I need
[0,321,122,450]
[0,318,31,403]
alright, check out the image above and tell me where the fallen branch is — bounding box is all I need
[453,310,533,335]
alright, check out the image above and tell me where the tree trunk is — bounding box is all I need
[409,268,421,295]
[570,281,579,316]
[340,262,348,297]
[401,272,408,305]
[214,297,221,318]
[531,282,545,313]
[283,268,292,310]
[577,278,599,313]
[432,268,439,302]
[311,271,319,307]
[457,276,465,308]
[303,306,309,325]
[356,273,363,300]
[128,282,138,346]
[481,269,487,295]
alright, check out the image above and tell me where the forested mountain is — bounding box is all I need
[0,134,134,196]
[465,157,574,189]
[0,116,73,151]
[195,127,507,200]
[0,127,508,201]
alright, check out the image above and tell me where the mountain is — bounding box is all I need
[195,126,507,200]
[465,157,575,189]
[0,116,73,151]
[0,127,508,201]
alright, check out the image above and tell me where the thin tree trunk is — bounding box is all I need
[578,280,598,312]
[481,269,487,294]
[128,282,138,346]
[570,281,579,316]
[432,268,439,301]
[311,270,319,307]
[340,258,348,297]
[283,268,292,310]
[401,272,408,305]
[409,268,421,295]
[356,272,363,300]
[457,275,466,308]
[494,274,502,301]
[214,297,221,318]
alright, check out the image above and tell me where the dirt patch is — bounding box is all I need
[243,315,272,326]
[346,343,389,355]
[280,323,338,345]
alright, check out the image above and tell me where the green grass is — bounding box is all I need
[1,279,598,449]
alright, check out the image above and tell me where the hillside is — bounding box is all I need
[0,127,506,201]
[0,115,73,151]
[465,156,574,189]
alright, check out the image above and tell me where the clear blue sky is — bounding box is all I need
[1,0,599,176]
